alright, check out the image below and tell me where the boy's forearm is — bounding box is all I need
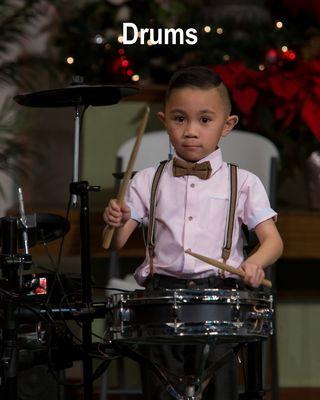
[246,235,283,269]
[103,219,138,250]
[109,226,129,250]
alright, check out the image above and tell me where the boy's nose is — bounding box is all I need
[184,122,199,137]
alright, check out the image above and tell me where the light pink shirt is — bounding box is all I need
[125,148,277,285]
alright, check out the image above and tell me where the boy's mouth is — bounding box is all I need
[182,145,201,150]
[182,143,201,148]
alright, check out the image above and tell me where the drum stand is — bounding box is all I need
[115,341,242,400]
[111,338,269,400]
[239,342,265,400]
[0,218,32,400]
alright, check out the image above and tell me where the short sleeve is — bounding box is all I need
[241,173,277,230]
[124,167,154,223]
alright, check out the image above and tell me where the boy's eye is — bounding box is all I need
[174,116,185,123]
[201,117,211,123]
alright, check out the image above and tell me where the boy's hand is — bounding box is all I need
[239,261,265,288]
[103,199,131,228]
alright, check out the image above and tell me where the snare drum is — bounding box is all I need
[106,289,273,344]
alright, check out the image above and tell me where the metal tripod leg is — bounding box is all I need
[239,341,265,400]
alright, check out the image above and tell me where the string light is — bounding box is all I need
[121,59,129,67]
[283,49,296,61]
[288,50,296,60]
[94,34,103,44]
[118,35,124,43]
[223,54,230,61]
[204,26,211,33]
[275,21,283,29]
[266,48,278,63]
[147,39,153,46]
[105,43,111,50]
[127,69,134,77]
[258,64,265,71]
[281,45,288,52]
[118,48,125,55]
[132,74,140,82]
[66,57,74,64]
[216,27,223,35]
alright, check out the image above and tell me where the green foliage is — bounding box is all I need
[0,0,62,185]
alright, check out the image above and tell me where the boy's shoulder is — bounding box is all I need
[134,159,171,177]
[132,165,157,180]
[233,164,265,192]
[131,161,170,188]
[223,161,257,178]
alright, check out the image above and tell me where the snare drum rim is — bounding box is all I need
[108,288,273,306]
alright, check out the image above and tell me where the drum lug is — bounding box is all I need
[118,307,130,321]
[171,291,181,321]
[171,304,181,320]
[231,304,241,321]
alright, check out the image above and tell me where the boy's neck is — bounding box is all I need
[176,147,220,163]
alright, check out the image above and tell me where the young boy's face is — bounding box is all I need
[158,87,238,162]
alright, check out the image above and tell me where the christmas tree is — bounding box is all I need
[51,0,320,207]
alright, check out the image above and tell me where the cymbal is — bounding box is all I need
[0,213,70,249]
[14,84,139,108]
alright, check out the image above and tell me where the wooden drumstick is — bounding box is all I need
[103,106,150,249]
[185,249,272,289]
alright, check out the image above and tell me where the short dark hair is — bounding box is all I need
[165,66,231,114]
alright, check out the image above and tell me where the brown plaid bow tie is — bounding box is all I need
[172,157,212,180]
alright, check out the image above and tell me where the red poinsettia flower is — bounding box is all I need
[213,59,320,141]
[214,62,263,115]
[297,60,320,140]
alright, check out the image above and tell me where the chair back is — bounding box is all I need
[117,130,171,171]
[220,129,279,203]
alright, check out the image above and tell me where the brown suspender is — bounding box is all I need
[147,160,169,276]
[219,163,238,277]
[147,161,238,277]
[222,163,238,262]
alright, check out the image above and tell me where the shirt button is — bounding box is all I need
[190,183,195,188]
[186,248,192,252]
[188,216,193,221]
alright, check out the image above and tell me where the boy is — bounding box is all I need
[103,66,283,399]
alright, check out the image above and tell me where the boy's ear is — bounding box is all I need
[221,115,239,137]
[157,111,166,127]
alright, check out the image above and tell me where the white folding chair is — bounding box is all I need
[116,129,172,171]
[117,128,279,200]
[220,129,280,207]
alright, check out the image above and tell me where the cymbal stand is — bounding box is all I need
[71,105,81,207]
[70,103,100,400]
